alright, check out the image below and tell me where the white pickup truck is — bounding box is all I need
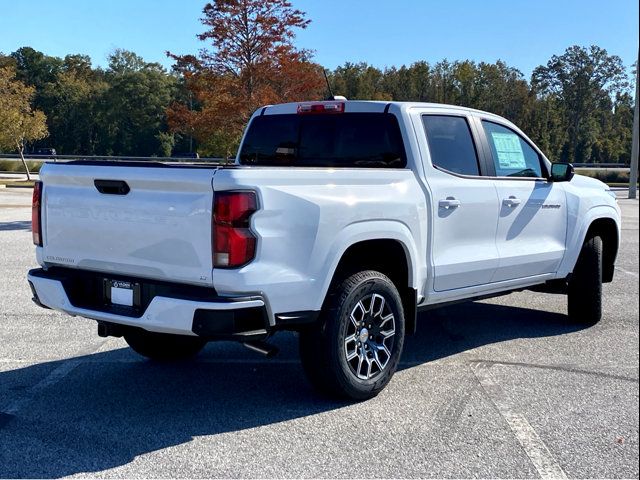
[28,100,621,399]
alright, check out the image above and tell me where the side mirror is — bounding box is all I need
[550,163,575,182]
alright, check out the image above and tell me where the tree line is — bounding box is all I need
[0,48,178,158]
[0,0,636,165]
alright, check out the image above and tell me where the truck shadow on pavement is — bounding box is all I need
[0,302,583,478]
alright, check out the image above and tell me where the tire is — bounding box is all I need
[299,270,405,400]
[568,235,603,325]
[124,329,207,361]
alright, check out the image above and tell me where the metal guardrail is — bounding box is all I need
[0,154,227,163]
[575,167,630,172]
[572,163,629,168]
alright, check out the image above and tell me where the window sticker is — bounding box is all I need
[490,132,526,169]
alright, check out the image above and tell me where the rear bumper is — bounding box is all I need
[27,268,268,339]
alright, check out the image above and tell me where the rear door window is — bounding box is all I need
[482,121,544,178]
[422,115,481,176]
[239,113,406,168]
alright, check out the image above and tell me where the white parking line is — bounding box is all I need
[2,359,83,415]
[1,338,120,416]
[616,266,639,279]
[472,362,567,480]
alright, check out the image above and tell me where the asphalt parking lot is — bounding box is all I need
[0,186,637,479]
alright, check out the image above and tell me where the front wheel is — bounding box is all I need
[124,329,207,361]
[567,235,603,325]
[299,270,405,400]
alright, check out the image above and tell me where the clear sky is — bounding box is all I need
[0,0,637,79]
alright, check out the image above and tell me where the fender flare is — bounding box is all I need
[557,205,620,278]
[314,219,423,311]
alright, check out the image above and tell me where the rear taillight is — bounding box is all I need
[32,181,43,246]
[213,191,257,268]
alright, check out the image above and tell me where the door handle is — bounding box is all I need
[439,197,461,209]
[503,196,522,208]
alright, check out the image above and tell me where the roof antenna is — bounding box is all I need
[323,69,347,101]
[323,69,334,100]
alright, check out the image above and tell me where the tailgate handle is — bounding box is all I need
[94,179,130,195]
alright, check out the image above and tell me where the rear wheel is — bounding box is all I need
[124,329,207,361]
[299,270,405,400]
[567,235,603,325]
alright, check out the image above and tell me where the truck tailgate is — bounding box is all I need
[40,163,218,286]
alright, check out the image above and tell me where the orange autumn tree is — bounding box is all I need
[168,0,326,159]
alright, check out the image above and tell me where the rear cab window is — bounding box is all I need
[422,115,481,176]
[239,113,406,168]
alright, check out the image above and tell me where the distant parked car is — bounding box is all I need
[173,152,200,159]
[33,148,57,158]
